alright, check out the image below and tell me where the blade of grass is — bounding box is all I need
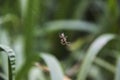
[40,53,64,80]
[54,0,73,19]
[99,0,119,33]
[77,34,116,80]
[15,0,41,79]
[15,54,39,80]
[114,56,120,80]
[23,0,41,59]
[73,0,91,19]
[0,45,16,80]
[0,29,10,78]
[43,20,99,34]
[19,0,28,17]
[28,67,46,80]
[94,57,115,73]
[0,73,7,80]
[107,0,119,19]
[15,53,64,80]
[0,14,17,21]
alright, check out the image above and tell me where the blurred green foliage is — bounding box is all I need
[0,0,120,80]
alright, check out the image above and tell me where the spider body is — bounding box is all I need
[59,33,70,45]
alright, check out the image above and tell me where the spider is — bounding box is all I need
[59,33,70,46]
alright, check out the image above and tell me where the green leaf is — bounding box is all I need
[0,73,7,80]
[44,20,99,34]
[114,56,120,80]
[40,53,64,80]
[94,57,115,73]
[0,14,18,25]
[73,0,91,19]
[28,67,46,80]
[77,34,116,80]
[19,0,28,17]
[0,45,16,80]
[23,0,41,58]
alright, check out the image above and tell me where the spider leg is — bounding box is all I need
[59,35,62,38]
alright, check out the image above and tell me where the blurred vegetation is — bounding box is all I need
[0,0,120,80]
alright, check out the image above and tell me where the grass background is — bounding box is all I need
[0,0,120,80]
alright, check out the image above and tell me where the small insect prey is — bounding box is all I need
[59,33,70,46]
